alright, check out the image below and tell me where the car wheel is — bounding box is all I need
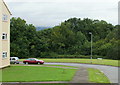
[26,62,28,64]
[38,62,40,64]
[14,62,17,64]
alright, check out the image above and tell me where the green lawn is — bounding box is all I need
[88,68,110,83]
[2,66,76,82]
[20,59,119,67]
[37,83,70,85]
[43,64,78,68]
[0,70,2,81]
[11,64,78,68]
[2,66,111,83]
[33,84,68,85]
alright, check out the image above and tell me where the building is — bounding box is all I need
[0,0,11,68]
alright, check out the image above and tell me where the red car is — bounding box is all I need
[23,58,44,64]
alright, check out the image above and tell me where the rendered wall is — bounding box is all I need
[0,0,10,68]
[0,0,3,83]
[0,0,2,68]
[2,1,10,67]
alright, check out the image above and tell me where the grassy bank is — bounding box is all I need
[2,66,76,82]
[20,59,119,67]
[88,68,110,83]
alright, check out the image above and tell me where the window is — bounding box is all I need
[12,58,16,60]
[2,52,7,58]
[2,33,7,40]
[2,14,8,21]
[31,59,35,61]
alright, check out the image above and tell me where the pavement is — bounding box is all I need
[70,67,90,83]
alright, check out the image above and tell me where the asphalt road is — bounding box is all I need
[44,63,119,83]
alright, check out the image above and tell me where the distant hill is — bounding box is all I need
[36,26,51,31]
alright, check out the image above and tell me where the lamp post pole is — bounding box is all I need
[89,32,92,64]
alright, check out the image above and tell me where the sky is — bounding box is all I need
[5,0,119,27]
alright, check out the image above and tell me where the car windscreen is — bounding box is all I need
[12,58,16,60]
[35,59,39,61]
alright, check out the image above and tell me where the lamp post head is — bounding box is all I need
[89,32,92,34]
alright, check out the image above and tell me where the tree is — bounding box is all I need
[10,17,37,58]
[10,17,119,59]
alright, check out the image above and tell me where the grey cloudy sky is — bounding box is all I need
[5,0,119,27]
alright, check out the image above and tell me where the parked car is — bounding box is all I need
[23,58,44,64]
[10,57,19,64]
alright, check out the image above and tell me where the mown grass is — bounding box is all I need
[20,59,119,67]
[88,68,110,83]
[43,64,78,68]
[2,66,76,82]
[40,83,70,85]
[11,64,78,68]
[0,69,2,82]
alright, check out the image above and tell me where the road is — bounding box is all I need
[44,63,119,83]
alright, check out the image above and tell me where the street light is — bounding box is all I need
[89,32,92,64]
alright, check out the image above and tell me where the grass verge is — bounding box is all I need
[88,68,110,83]
[43,64,78,68]
[2,66,76,82]
[20,59,118,67]
[11,64,78,68]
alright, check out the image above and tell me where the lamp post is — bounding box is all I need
[89,32,92,64]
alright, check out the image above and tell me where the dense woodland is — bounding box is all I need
[10,17,120,59]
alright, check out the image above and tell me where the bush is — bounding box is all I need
[92,55,106,59]
[40,54,90,59]
[40,52,58,58]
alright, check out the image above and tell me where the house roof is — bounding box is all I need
[2,0,12,15]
